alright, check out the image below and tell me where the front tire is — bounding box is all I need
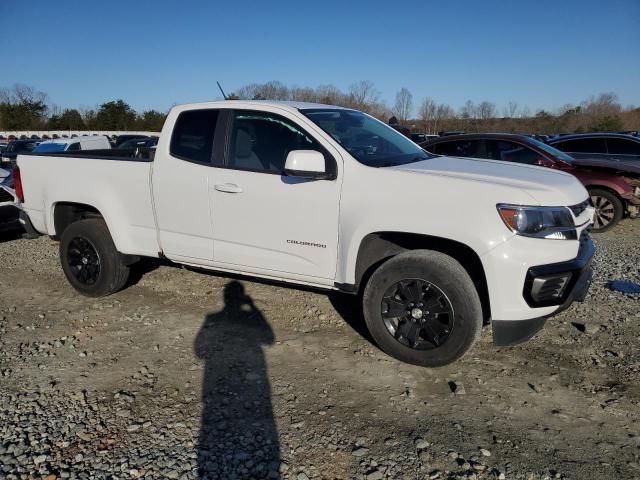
[589,188,623,233]
[362,250,482,367]
[60,219,130,297]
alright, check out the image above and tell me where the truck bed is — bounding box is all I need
[17,152,160,257]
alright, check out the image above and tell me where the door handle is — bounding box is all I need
[214,183,243,194]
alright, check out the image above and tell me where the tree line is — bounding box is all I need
[2,82,639,134]
[0,85,166,131]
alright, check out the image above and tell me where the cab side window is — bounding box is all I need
[485,140,541,164]
[429,140,483,158]
[170,109,219,164]
[228,111,322,173]
[67,142,81,152]
[607,138,640,155]
[555,138,607,153]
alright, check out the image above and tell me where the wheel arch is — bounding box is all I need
[353,232,491,323]
[52,201,104,240]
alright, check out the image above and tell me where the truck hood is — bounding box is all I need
[391,156,588,206]
[571,157,640,176]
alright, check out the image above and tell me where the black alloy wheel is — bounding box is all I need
[67,236,101,285]
[381,279,454,350]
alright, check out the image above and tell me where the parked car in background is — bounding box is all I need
[438,131,465,136]
[0,167,12,188]
[32,136,112,154]
[548,133,640,163]
[1,139,41,165]
[117,137,158,149]
[15,100,595,367]
[113,134,149,147]
[421,133,640,232]
[411,133,438,144]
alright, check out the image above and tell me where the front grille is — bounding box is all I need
[569,200,589,217]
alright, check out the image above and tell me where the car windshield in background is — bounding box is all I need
[302,109,431,167]
[33,143,68,153]
[529,138,574,162]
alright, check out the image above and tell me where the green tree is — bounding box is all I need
[95,100,137,130]
[136,110,166,131]
[48,109,85,130]
[0,84,48,129]
[589,115,624,132]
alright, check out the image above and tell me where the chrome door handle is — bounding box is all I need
[214,183,243,193]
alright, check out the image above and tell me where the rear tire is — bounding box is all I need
[589,188,623,233]
[362,250,482,367]
[60,219,130,297]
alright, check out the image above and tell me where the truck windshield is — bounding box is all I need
[302,108,431,167]
[33,143,69,153]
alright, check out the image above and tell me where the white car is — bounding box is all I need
[14,101,595,366]
[32,136,111,153]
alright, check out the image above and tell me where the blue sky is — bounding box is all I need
[4,0,639,115]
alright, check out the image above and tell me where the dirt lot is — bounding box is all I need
[1,213,639,480]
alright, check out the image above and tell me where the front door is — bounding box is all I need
[210,109,341,281]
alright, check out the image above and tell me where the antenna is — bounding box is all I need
[216,81,228,100]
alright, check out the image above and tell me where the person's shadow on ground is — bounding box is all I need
[194,280,280,479]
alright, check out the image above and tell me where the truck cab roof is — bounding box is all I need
[172,100,349,113]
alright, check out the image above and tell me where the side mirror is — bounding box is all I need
[284,150,327,179]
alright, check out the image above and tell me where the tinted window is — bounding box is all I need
[485,140,542,165]
[67,142,81,151]
[170,109,219,163]
[33,143,69,153]
[303,109,429,167]
[554,138,607,153]
[228,111,321,173]
[607,138,640,155]
[429,140,483,158]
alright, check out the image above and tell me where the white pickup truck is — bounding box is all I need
[15,101,595,366]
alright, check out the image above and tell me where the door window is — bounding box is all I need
[429,140,483,157]
[606,138,640,155]
[170,109,219,164]
[228,111,322,173]
[485,140,542,164]
[554,138,607,153]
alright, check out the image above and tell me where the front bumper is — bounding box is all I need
[493,234,595,346]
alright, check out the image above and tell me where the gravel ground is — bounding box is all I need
[0,215,639,480]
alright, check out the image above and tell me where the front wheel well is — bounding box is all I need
[354,232,491,323]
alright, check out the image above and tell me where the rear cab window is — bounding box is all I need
[170,109,221,164]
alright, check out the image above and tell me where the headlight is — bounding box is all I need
[497,204,577,240]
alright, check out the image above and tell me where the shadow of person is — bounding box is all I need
[195,280,280,479]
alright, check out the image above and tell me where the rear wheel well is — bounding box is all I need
[354,232,491,323]
[53,202,103,240]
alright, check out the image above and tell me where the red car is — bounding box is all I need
[422,133,640,232]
